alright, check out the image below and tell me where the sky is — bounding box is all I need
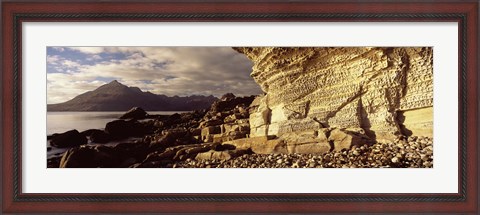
[47,47,263,104]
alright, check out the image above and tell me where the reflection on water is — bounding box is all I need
[47,111,185,135]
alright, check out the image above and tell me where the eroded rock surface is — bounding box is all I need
[234,47,433,141]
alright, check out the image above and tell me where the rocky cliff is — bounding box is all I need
[234,47,433,141]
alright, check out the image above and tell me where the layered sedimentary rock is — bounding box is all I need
[234,47,433,141]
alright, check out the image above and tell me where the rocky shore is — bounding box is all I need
[47,93,433,168]
[172,136,433,168]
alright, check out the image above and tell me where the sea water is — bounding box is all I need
[47,111,186,159]
[47,111,186,135]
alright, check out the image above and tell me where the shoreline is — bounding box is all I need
[47,95,433,168]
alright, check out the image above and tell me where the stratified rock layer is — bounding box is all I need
[234,47,433,141]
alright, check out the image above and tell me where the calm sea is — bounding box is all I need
[47,111,187,159]
[47,111,186,135]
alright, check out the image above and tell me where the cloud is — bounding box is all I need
[47,55,61,65]
[47,73,107,103]
[63,60,81,68]
[68,47,106,54]
[52,47,65,52]
[86,55,102,61]
[47,47,263,104]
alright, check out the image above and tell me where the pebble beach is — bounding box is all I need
[172,136,433,168]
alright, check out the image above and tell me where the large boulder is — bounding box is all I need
[105,120,144,139]
[281,130,331,154]
[149,128,198,151]
[224,136,285,154]
[49,129,87,148]
[80,129,103,137]
[113,141,150,162]
[90,130,112,143]
[286,142,331,154]
[120,107,148,120]
[59,145,119,168]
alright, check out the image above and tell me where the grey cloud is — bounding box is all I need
[48,47,263,103]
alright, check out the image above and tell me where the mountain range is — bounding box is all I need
[47,80,218,111]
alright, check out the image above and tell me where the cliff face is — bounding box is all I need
[234,47,433,141]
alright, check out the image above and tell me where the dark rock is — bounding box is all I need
[80,129,103,137]
[149,128,198,151]
[153,110,205,131]
[137,160,172,168]
[129,163,142,168]
[120,107,148,120]
[205,119,223,127]
[183,145,213,159]
[47,134,58,140]
[47,156,62,168]
[158,113,182,128]
[119,157,137,168]
[190,128,202,136]
[162,128,189,140]
[180,111,204,122]
[214,143,236,151]
[113,141,149,161]
[143,149,178,163]
[50,129,87,148]
[47,147,52,151]
[221,93,236,101]
[90,130,112,143]
[210,95,255,113]
[168,113,182,121]
[105,120,145,139]
[59,145,119,168]
[149,135,173,151]
[144,143,216,165]
[173,144,215,161]
[198,119,223,129]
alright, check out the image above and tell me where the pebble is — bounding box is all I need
[391,157,399,163]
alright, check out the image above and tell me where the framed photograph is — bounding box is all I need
[2,0,478,213]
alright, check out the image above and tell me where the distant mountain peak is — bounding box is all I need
[96,80,128,91]
[107,79,123,85]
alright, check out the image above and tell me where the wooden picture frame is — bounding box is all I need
[2,0,478,213]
